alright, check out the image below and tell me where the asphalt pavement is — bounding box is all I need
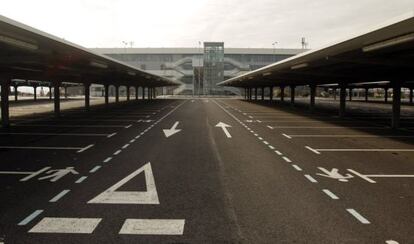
[0,98,413,243]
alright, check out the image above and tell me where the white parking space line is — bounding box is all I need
[304,174,318,183]
[292,164,302,171]
[18,210,44,226]
[346,209,370,224]
[282,133,292,139]
[107,132,117,138]
[268,126,386,129]
[286,134,414,138]
[0,146,86,151]
[113,150,122,155]
[315,148,414,153]
[282,156,292,163]
[268,145,275,150]
[103,157,112,163]
[49,190,71,202]
[322,189,339,200]
[13,124,128,128]
[275,150,283,155]
[305,146,321,154]
[122,144,130,149]
[29,217,102,233]
[89,165,102,173]
[77,144,94,153]
[119,219,185,235]
[263,141,269,145]
[75,176,88,183]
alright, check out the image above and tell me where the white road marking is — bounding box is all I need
[315,148,414,152]
[14,124,127,128]
[119,219,185,235]
[107,132,117,138]
[215,122,232,138]
[282,156,292,163]
[88,162,159,204]
[122,144,130,149]
[258,137,263,140]
[75,176,88,183]
[305,146,321,154]
[268,126,385,129]
[275,150,282,155]
[103,157,112,163]
[268,145,275,150]
[385,240,399,244]
[322,189,339,199]
[346,209,370,224]
[49,189,70,202]
[113,150,122,155]
[286,134,414,138]
[124,124,132,128]
[163,121,182,138]
[304,174,318,183]
[292,165,302,171]
[0,132,111,137]
[263,141,269,145]
[129,139,135,143]
[18,210,44,226]
[248,116,253,119]
[77,144,94,153]
[29,217,102,233]
[282,133,292,139]
[267,125,274,129]
[89,166,101,173]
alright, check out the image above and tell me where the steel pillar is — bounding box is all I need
[339,84,346,117]
[280,86,285,101]
[14,85,18,101]
[104,84,109,106]
[410,88,413,105]
[1,80,10,127]
[254,88,258,100]
[310,84,316,112]
[135,86,139,100]
[290,85,295,105]
[392,82,401,129]
[365,88,369,102]
[384,88,388,103]
[349,88,353,101]
[115,85,119,103]
[33,86,37,101]
[261,87,264,100]
[142,87,145,100]
[53,82,60,117]
[84,83,90,109]
[49,86,52,100]
[126,86,130,101]
[269,87,273,101]
[64,86,68,99]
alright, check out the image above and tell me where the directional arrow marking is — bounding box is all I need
[88,162,159,204]
[163,121,181,138]
[215,122,232,138]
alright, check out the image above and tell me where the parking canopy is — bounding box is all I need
[0,14,178,87]
[218,13,414,88]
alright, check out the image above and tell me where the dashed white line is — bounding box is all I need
[305,146,321,154]
[275,150,282,155]
[282,133,292,139]
[113,150,122,155]
[18,210,44,226]
[322,189,339,199]
[89,165,102,173]
[122,144,130,149]
[77,144,94,153]
[49,189,70,202]
[129,139,135,143]
[292,164,302,171]
[346,209,370,224]
[258,137,263,140]
[304,174,318,183]
[268,145,275,150]
[267,125,274,129]
[75,176,88,183]
[107,132,117,138]
[385,240,400,244]
[103,157,112,163]
[282,156,292,163]
[263,141,269,145]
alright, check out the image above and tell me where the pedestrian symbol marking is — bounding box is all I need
[88,162,159,204]
[0,166,78,182]
[316,167,414,183]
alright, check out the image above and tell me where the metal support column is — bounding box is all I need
[33,86,37,101]
[104,84,109,106]
[410,88,413,105]
[1,80,10,127]
[64,86,68,99]
[270,87,273,101]
[84,83,90,110]
[49,86,52,100]
[135,86,139,100]
[333,88,337,100]
[254,88,258,100]
[53,81,60,117]
[310,84,316,112]
[349,88,353,101]
[14,85,18,101]
[261,87,264,100]
[126,86,130,101]
[384,88,388,103]
[115,85,119,103]
[280,86,285,102]
[392,82,401,129]
[339,83,346,118]
[365,88,369,102]
[290,85,295,105]
[142,87,145,100]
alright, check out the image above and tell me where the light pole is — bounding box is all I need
[272,42,278,62]
[198,41,202,96]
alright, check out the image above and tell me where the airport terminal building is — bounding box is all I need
[91,42,305,95]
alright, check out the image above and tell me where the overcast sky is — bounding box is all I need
[1,0,413,49]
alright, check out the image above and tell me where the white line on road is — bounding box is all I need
[275,150,282,155]
[103,157,112,163]
[89,166,102,173]
[29,217,102,233]
[304,174,318,183]
[282,156,292,163]
[258,137,263,140]
[14,124,127,128]
[268,145,275,150]
[124,124,132,128]
[315,148,414,152]
[18,210,44,226]
[107,132,117,138]
[49,189,70,202]
[267,125,274,129]
[322,189,339,199]
[77,144,94,153]
[267,126,385,129]
[292,164,302,171]
[75,176,88,183]
[282,133,292,139]
[0,132,112,137]
[286,134,414,138]
[346,209,370,224]
[113,149,122,155]
[119,219,185,235]
[305,146,321,155]
[263,141,269,145]
[385,240,400,244]
[122,144,130,149]
[129,139,135,143]
[0,146,84,151]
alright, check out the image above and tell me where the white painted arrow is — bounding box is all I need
[215,122,232,138]
[163,121,181,138]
